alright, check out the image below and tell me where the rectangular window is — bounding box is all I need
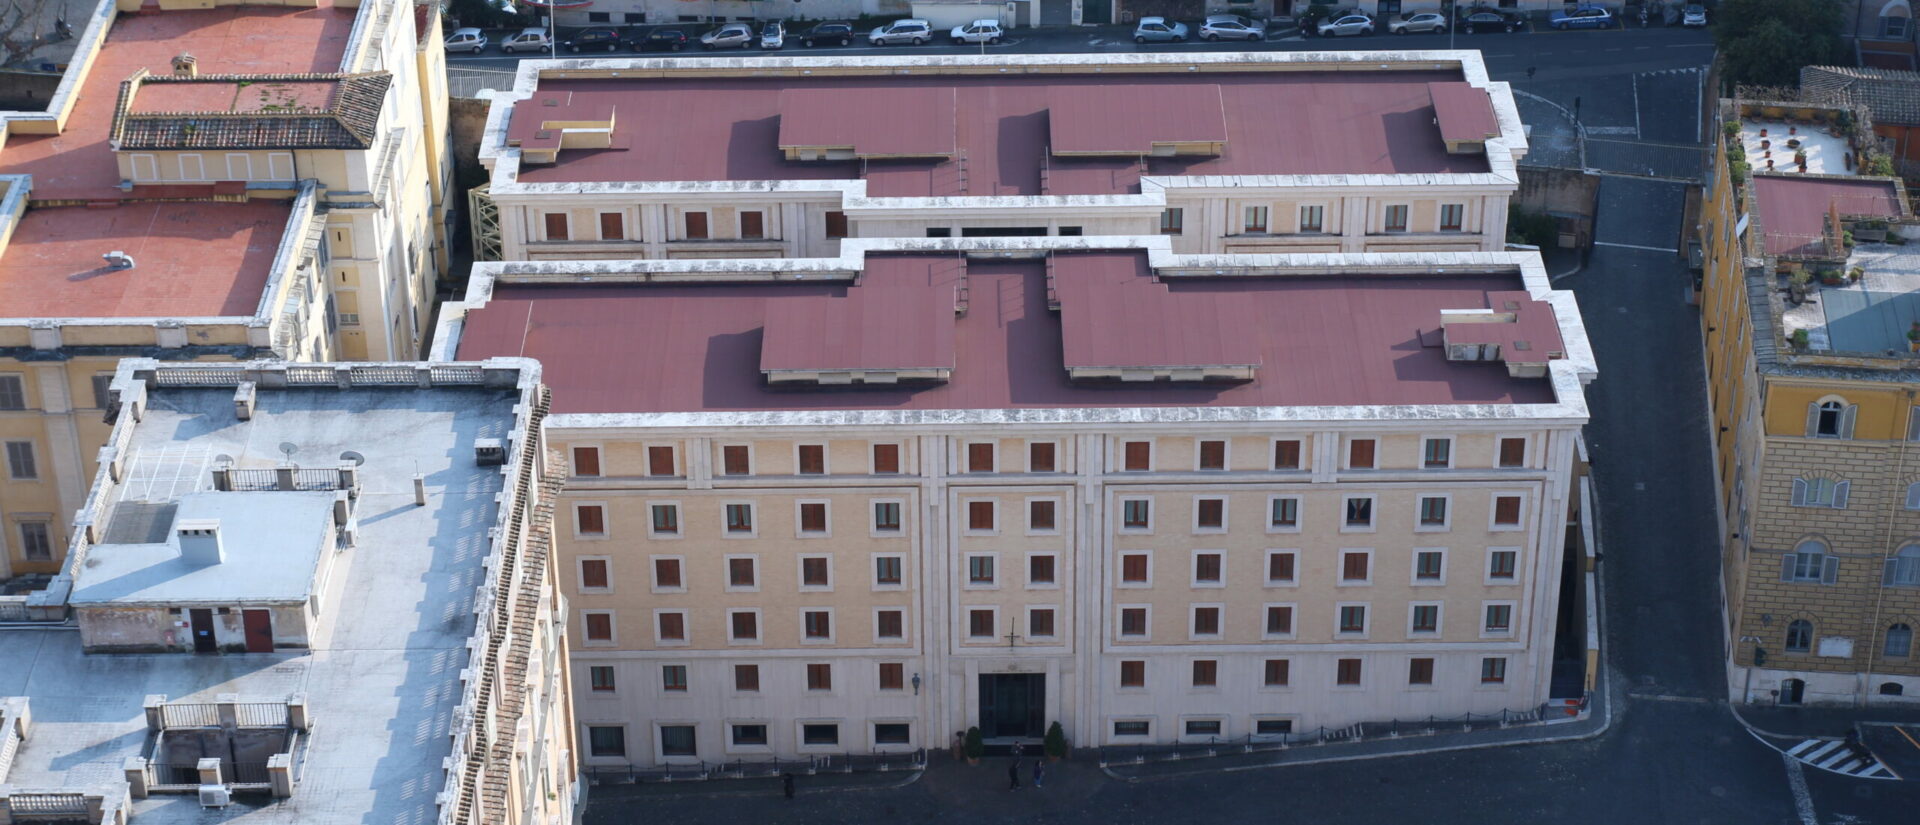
[588,726,625,757]
[1299,204,1324,233]
[730,611,758,641]
[1196,498,1225,530]
[1160,207,1184,234]
[872,443,900,473]
[1029,554,1056,585]
[572,446,602,477]
[1270,497,1299,529]
[1122,499,1151,530]
[0,377,25,410]
[661,724,694,755]
[732,724,768,745]
[1415,550,1444,581]
[824,210,849,239]
[1273,439,1302,470]
[799,503,828,534]
[662,665,688,692]
[1264,659,1290,687]
[876,610,904,640]
[1409,657,1435,685]
[968,442,995,473]
[734,664,760,691]
[5,442,36,480]
[1265,605,1293,635]
[1257,719,1294,735]
[1198,440,1226,470]
[874,555,903,586]
[1419,497,1449,526]
[1244,205,1269,233]
[1485,604,1513,634]
[1494,496,1523,526]
[1121,553,1150,583]
[657,612,686,642]
[875,723,911,744]
[1120,660,1146,688]
[1195,552,1223,584]
[1411,604,1439,633]
[1029,608,1056,638]
[1341,552,1370,582]
[1120,607,1148,636]
[802,724,839,745]
[590,666,616,692]
[684,211,709,240]
[1348,439,1376,469]
[1267,551,1296,584]
[649,503,679,535]
[725,504,754,534]
[581,558,610,589]
[1028,500,1056,532]
[968,555,996,585]
[1192,660,1218,687]
[801,556,830,586]
[874,502,902,533]
[19,523,50,561]
[1481,657,1508,684]
[543,212,569,241]
[649,445,676,476]
[1439,203,1465,232]
[1384,204,1409,233]
[1028,441,1057,472]
[968,609,995,639]
[1498,437,1526,468]
[803,610,831,640]
[1192,606,1221,636]
[584,612,613,641]
[1422,438,1451,468]
[1344,498,1373,528]
[1123,441,1151,471]
[1186,719,1222,736]
[729,558,757,588]
[1336,658,1363,686]
[879,662,905,690]
[1338,605,1367,634]
[1489,550,1518,580]
[599,212,625,241]
[740,210,765,240]
[967,501,996,532]
[1114,720,1151,736]
[575,504,606,536]
[798,444,826,475]
[722,445,750,475]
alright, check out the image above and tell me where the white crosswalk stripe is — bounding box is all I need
[1783,737,1898,779]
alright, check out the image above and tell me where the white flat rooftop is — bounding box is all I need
[2,383,520,824]
[1739,118,1854,175]
[70,492,334,607]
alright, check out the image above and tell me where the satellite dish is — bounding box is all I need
[340,450,366,466]
[278,442,299,461]
[213,454,235,466]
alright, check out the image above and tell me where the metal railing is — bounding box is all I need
[0,597,28,622]
[234,703,289,729]
[1096,703,1564,767]
[1,792,87,815]
[587,749,927,785]
[159,703,220,729]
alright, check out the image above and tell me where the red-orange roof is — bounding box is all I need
[1752,175,1903,257]
[1429,82,1499,144]
[1046,85,1227,155]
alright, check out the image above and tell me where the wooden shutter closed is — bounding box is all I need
[740,211,765,239]
[648,446,675,476]
[824,210,849,239]
[1273,440,1301,469]
[1499,437,1525,467]
[1349,439,1375,468]
[571,446,601,477]
[544,212,569,241]
[1124,441,1150,471]
[872,443,900,473]
[599,212,624,240]
[1123,554,1148,582]
[684,211,709,240]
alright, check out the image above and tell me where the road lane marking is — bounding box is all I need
[1782,752,1818,825]
[1594,241,1679,253]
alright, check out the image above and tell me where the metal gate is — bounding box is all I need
[1083,0,1111,24]
[1040,0,1073,25]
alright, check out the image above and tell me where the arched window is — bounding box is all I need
[1882,0,1913,38]
[1792,477,1850,509]
[1882,682,1906,696]
[1808,399,1855,439]
[1887,623,1914,658]
[1783,540,1835,584]
[1907,482,1920,510]
[1887,546,1920,587]
[1786,619,1814,652]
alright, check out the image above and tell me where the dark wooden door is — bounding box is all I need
[189,609,217,653]
[242,609,273,653]
[979,674,1046,739]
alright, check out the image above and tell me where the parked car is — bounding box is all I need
[445,27,488,54]
[1132,16,1189,42]
[950,18,1005,44]
[799,21,854,47]
[1549,5,1614,29]
[634,28,689,51]
[1462,10,1524,32]
[1200,14,1264,41]
[868,19,933,45]
[1682,3,1708,26]
[499,27,551,54]
[563,28,624,52]
[1389,12,1449,34]
[700,22,756,49]
[1316,13,1375,36]
[759,21,785,49]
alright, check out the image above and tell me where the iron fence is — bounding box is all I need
[234,703,289,729]
[587,749,927,785]
[1096,703,1565,767]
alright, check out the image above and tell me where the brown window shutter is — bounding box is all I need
[800,503,828,533]
[731,611,757,639]
[1123,554,1148,582]
[544,212,569,241]
[878,611,902,638]
[1266,606,1292,634]
[1029,609,1054,637]
[582,559,609,589]
[1349,439,1375,469]
[1197,498,1224,528]
[740,210,765,239]
[1196,553,1221,581]
[1199,440,1226,469]
[648,445,675,476]
[1269,553,1295,581]
[658,612,684,640]
[1195,607,1219,635]
[1265,659,1289,686]
[1343,552,1368,581]
[1029,555,1055,584]
[735,664,759,691]
[880,662,904,689]
[576,505,605,534]
[1499,437,1526,467]
[729,558,755,587]
[1192,660,1217,686]
[684,211,708,239]
[1029,500,1055,531]
[652,558,678,588]
[1495,496,1522,525]
[598,212,624,241]
[968,442,994,473]
[1028,441,1056,472]
[722,445,749,475]
[968,501,994,531]
[1121,660,1145,687]
[1273,440,1301,469]
[824,210,849,239]
[571,446,601,477]
[803,556,828,584]
[1124,441,1150,471]
[798,445,825,474]
[585,613,611,640]
[872,443,900,473]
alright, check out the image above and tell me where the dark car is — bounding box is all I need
[563,27,625,52]
[634,28,689,51]
[1461,10,1525,32]
[800,21,854,47]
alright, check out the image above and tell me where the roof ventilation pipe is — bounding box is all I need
[104,251,135,270]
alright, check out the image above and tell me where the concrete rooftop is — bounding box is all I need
[70,492,334,607]
[1782,242,1920,354]
[2,382,520,824]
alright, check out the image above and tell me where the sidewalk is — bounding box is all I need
[1733,703,1920,742]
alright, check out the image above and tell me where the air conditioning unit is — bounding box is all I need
[199,785,232,808]
[474,438,507,466]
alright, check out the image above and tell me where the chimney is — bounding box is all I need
[177,519,224,565]
[103,251,135,270]
[171,53,197,77]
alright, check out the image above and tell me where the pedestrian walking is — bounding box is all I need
[1032,759,1046,789]
[1008,759,1022,791]
[782,773,795,800]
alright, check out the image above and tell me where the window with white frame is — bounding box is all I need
[1412,548,1446,584]
[1269,496,1301,531]
[798,554,833,591]
[872,500,904,534]
[1120,498,1152,531]
[1885,545,1920,587]
[1783,539,1838,584]
[1409,602,1442,635]
[1807,399,1855,438]
[1265,549,1298,585]
[1298,204,1324,233]
[965,553,998,588]
[1189,604,1223,638]
[1482,602,1514,636]
[1421,437,1452,468]
[1417,496,1450,529]
[1193,497,1227,532]
[873,553,905,589]
[1487,548,1520,582]
[1192,551,1224,587]
[4,441,36,480]
[1027,552,1059,588]
[1791,477,1850,509]
[725,555,759,592]
[578,557,612,591]
[1336,603,1369,637]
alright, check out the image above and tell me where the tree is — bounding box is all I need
[1714,0,1844,87]
[963,726,984,763]
[1044,721,1067,760]
[0,0,68,70]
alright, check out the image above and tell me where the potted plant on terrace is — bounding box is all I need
[964,726,984,766]
[1044,721,1068,762]
[1791,328,1811,350]
[1908,322,1920,352]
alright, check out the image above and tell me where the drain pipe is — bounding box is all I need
[1859,390,1914,706]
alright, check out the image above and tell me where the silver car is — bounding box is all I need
[1133,16,1189,43]
[1200,14,1263,41]
[700,22,755,50]
[1316,13,1375,36]
[868,19,933,45]
[1389,12,1449,34]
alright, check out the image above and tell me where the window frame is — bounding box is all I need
[1491,493,1526,530]
[718,443,753,476]
[721,501,757,537]
[1121,439,1153,472]
[1271,438,1305,471]
[726,608,762,645]
[1338,548,1373,586]
[1298,203,1326,234]
[1262,602,1296,640]
[1118,551,1153,587]
[1412,547,1447,585]
[870,498,906,537]
[963,552,1001,590]
[873,607,908,643]
[1383,203,1410,233]
[1267,495,1302,533]
[1191,550,1225,588]
[795,442,828,476]
[653,609,689,646]
[1160,207,1185,235]
[1026,439,1060,473]
[1026,496,1062,535]
[647,501,682,539]
[1335,602,1370,638]
[963,499,999,535]
[572,501,608,539]
[964,440,997,474]
[797,553,835,592]
[795,500,832,538]
[1026,551,1061,590]
[723,554,760,593]
[1439,202,1466,232]
[581,609,617,645]
[1421,437,1453,469]
[870,441,903,474]
[1265,549,1299,587]
[1346,437,1376,470]
[1188,603,1224,640]
[872,552,907,591]
[726,720,772,753]
[1481,601,1517,638]
[1192,496,1228,533]
[1341,494,1377,532]
[1416,494,1452,532]
[570,444,603,478]
[1026,604,1060,641]
[1408,601,1443,636]
[1486,547,1521,584]
[1119,497,1153,533]
[1243,204,1270,234]
[965,605,1000,641]
[1197,439,1229,471]
[1117,604,1152,640]
[578,555,615,593]
[800,608,836,644]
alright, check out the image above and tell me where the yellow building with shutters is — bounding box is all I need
[1701,96,1920,706]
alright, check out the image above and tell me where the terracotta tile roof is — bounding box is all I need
[113,72,391,151]
[1801,65,1920,125]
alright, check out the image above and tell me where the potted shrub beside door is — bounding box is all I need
[1044,721,1068,762]
[964,726,984,766]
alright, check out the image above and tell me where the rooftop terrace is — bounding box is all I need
[1751,175,1903,259]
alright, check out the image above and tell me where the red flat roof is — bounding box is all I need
[776,88,957,157]
[1429,81,1500,144]
[1047,85,1228,155]
[1053,253,1263,369]
[511,71,1492,197]
[0,201,290,318]
[0,3,358,202]
[1752,175,1903,257]
[760,257,961,373]
[1443,291,1566,364]
[456,253,1556,415]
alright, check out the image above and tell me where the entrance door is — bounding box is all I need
[1040,0,1072,25]
[1083,0,1111,24]
[242,609,273,653]
[189,609,217,653]
[978,674,1046,740]
[1781,678,1806,705]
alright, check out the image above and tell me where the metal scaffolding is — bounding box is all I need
[468,183,501,263]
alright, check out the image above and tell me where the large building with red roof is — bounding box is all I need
[436,235,1597,765]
